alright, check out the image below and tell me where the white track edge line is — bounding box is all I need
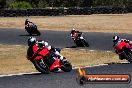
[0,62,128,77]
[0,64,108,77]
[0,44,119,77]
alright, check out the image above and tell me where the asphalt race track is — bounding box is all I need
[0,28,132,88]
[0,28,132,51]
[0,63,132,88]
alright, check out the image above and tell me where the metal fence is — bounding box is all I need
[0,7,132,17]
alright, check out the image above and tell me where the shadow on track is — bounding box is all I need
[19,34,40,36]
[66,46,77,48]
[23,71,65,76]
[66,45,89,48]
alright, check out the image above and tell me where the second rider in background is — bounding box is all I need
[70,28,82,42]
[70,28,89,47]
[25,19,41,36]
[113,35,132,60]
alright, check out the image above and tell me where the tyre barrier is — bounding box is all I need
[0,7,132,17]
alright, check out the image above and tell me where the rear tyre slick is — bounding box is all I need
[60,57,72,72]
[61,63,72,72]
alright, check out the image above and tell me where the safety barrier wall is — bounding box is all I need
[0,7,132,17]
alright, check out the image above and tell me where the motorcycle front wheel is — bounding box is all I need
[33,58,50,74]
[124,50,132,63]
[82,39,89,47]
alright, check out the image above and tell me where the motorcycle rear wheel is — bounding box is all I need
[60,57,72,72]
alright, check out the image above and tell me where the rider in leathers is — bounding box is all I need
[25,19,40,36]
[70,28,82,42]
[28,37,64,61]
[25,19,36,28]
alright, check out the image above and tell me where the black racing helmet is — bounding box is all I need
[113,36,120,43]
[28,37,36,46]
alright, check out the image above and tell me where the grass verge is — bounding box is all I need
[0,14,132,33]
[0,45,127,75]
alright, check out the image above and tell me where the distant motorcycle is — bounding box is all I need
[71,32,89,47]
[25,24,41,36]
[27,43,72,74]
[114,40,132,63]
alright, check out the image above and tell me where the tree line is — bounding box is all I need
[0,0,132,9]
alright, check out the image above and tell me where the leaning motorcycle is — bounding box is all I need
[71,33,89,47]
[25,24,41,36]
[26,44,72,74]
[114,41,132,63]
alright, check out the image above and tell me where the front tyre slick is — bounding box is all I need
[33,59,50,74]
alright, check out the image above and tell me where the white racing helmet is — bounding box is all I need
[72,28,75,31]
[113,36,120,43]
[71,28,75,32]
[30,37,36,42]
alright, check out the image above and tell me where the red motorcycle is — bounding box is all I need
[114,40,132,63]
[71,33,89,47]
[27,44,72,74]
